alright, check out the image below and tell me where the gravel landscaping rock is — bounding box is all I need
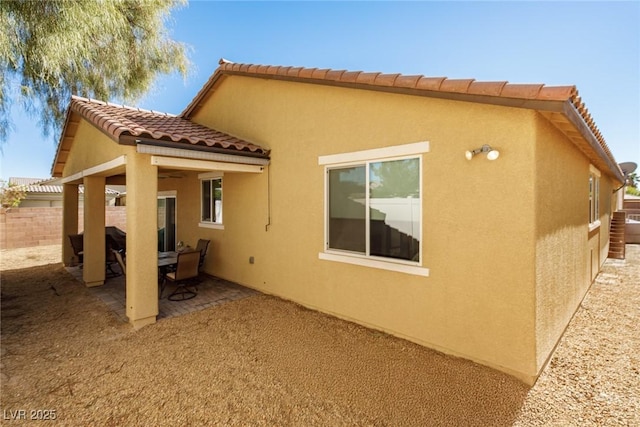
[1,244,638,425]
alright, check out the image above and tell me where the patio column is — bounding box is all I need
[125,153,159,329]
[82,176,106,286]
[62,183,79,266]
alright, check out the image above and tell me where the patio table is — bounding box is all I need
[158,251,178,268]
[158,251,179,294]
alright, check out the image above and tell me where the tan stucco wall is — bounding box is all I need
[533,114,614,373]
[186,75,540,381]
[125,153,159,328]
[61,119,159,327]
[62,120,134,178]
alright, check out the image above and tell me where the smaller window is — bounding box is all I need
[201,177,222,224]
[589,166,600,229]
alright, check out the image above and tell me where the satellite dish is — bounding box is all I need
[619,162,637,176]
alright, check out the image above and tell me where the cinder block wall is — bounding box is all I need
[0,206,127,249]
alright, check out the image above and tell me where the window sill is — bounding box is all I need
[588,220,601,233]
[199,222,224,230]
[318,252,429,277]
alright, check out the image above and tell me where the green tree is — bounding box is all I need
[0,179,26,207]
[0,0,189,142]
[370,158,419,198]
[626,171,640,196]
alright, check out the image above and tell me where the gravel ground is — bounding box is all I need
[1,244,638,426]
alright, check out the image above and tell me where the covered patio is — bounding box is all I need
[52,96,270,328]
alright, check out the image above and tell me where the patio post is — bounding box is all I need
[62,183,79,266]
[82,176,106,286]
[125,153,159,328]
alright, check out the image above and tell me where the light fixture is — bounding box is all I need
[465,144,500,161]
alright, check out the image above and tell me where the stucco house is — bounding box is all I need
[52,59,624,384]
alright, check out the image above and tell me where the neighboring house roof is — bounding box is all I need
[8,177,120,195]
[182,59,623,183]
[8,177,46,186]
[51,96,270,177]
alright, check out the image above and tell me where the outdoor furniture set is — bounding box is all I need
[69,230,210,302]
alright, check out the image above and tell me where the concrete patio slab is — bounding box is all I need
[66,266,259,322]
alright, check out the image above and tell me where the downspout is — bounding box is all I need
[265,164,272,231]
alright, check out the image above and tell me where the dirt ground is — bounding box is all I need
[1,245,638,426]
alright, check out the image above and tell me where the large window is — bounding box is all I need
[328,158,420,261]
[319,142,428,276]
[201,177,222,225]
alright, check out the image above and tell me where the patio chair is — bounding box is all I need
[106,226,126,252]
[105,234,122,278]
[68,234,84,267]
[163,250,200,301]
[195,239,211,272]
[111,248,126,275]
[112,249,166,300]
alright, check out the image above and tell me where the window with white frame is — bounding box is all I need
[201,177,222,225]
[319,142,429,276]
[589,166,600,227]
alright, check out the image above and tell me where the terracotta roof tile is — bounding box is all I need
[263,65,277,75]
[341,71,362,83]
[415,77,446,91]
[287,66,304,77]
[374,73,401,87]
[500,84,544,99]
[538,85,577,101]
[325,70,347,81]
[68,96,269,157]
[276,66,292,77]
[467,81,508,96]
[355,72,381,85]
[310,68,330,79]
[440,78,475,93]
[298,67,317,79]
[394,75,422,89]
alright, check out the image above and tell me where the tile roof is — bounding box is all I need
[182,59,622,182]
[51,96,270,176]
[69,96,269,155]
[8,177,119,195]
[8,177,46,186]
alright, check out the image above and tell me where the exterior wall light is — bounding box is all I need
[465,144,500,161]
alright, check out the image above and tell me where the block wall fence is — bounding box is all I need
[0,207,127,250]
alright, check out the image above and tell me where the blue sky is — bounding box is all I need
[1,1,639,180]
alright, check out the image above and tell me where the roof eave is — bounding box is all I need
[561,101,625,183]
[51,107,77,178]
[181,69,226,119]
[129,136,271,160]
